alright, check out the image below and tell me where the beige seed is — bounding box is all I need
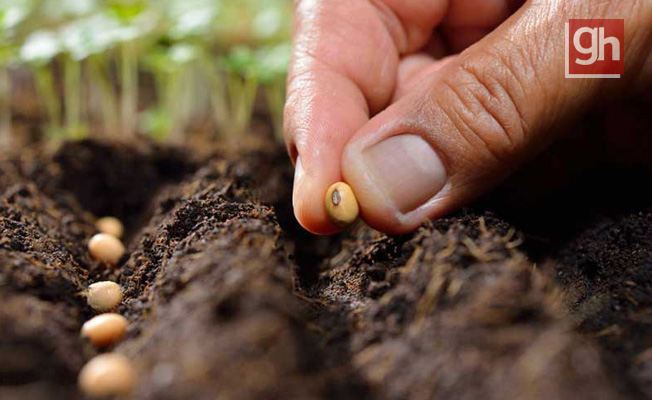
[78,353,135,397]
[89,233,125,265]
[81,313,128,347]
[87,281,123,312]
[325,182,359,227]
[96,216,124,239]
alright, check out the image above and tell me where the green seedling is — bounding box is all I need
[4,0,294,146]
[163,0,218,40]
[60,13,123,138]
[203,45,260,141]
[0,0,34,146]
[142,43,201,142]
[224,46,259,138]
[19,30,63,139]
[106,0,151,138]
[255,43,290,142]
[59,16,106,139]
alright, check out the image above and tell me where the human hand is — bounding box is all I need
[284,0,652,235]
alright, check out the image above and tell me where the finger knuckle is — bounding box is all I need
[439,53,531,164]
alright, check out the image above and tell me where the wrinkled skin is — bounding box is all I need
[284,0,652,235]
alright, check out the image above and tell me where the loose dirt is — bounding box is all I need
[2,139,652,399]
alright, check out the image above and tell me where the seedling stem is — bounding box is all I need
[64,56,85,139]
[34,66,62,139]
[0,67,11,146]
[88,56,119,137]
[121,41,138,138]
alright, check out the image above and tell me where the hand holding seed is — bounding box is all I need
[286,0,652,235]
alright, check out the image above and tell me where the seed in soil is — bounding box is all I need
[325,182,359,227]
[78,353,135,397]
[81,313,128,347]
[96,216,124,238]
[88,233,125,265]
[87,281,123,312]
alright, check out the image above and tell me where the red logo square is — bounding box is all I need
[566,19,624,78]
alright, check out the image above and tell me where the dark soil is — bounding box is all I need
[2,139,652,399]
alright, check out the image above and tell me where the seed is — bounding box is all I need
[81,313,129,347]
[325,182,359,227]
[89,233,125,265]
[96,216,124,239]
[78,353,135,397]
[87,281,123,312]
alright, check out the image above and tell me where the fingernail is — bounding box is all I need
[362,135,447,214]
[292,156,304,210]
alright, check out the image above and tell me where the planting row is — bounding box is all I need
[80,218,133,397]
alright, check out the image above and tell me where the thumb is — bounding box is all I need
[342,0,652,234]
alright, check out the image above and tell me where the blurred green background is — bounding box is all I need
[0,0,292,144]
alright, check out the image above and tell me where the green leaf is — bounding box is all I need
[142,46,175,74]
[169,43,198,64]
[20,30,61,65]
[0,0,34,30]
[254,43,290,83]
[106,0,147,23]
[60,15,119,60]
[166,0,219,39]
[223,46,256,76]
[251,8,283,40]
[40,0,97,19]
[59,11,155,59]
